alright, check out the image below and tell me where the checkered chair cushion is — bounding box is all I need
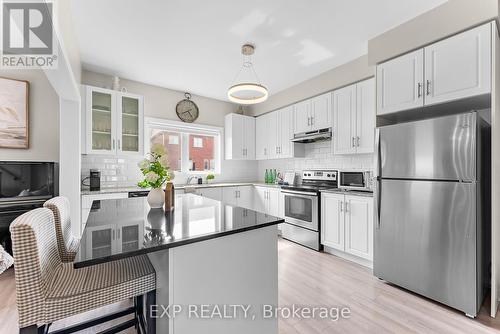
[10,208,156,328]
[44,196,80,262]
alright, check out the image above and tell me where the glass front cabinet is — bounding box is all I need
[82,85,144,155]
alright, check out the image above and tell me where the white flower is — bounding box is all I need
[168,171,175,181]
[151,143,166,156]
[159,155,169,168]
[138,159,150,170]
[145,171,159,183]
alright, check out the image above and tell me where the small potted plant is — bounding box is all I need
[206,173,215,184]
[138,143,175,208]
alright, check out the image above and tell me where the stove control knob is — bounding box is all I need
[327,174,331,177]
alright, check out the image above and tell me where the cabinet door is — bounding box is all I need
[253,186,268,213]
[237,186,253,210]
[321,193,344,251]
[222,187,238,206]
[255,115,268,160]
[424,23,491,106]
[294,100,311,134]
[356,78,375,154]
[376,49,424,115]
[225,114,245,160]
[197,187,222,201]
[267,111,279,159]
[86,224,116,259]
[267,189,281,217]
[311,92,332,130]
[333,84,356,155]
[244,116,256,159]
[86,87,116,154]
[278,106,294,158]
[117,93,143,155]
[344,195,373,260]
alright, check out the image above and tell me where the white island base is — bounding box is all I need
[147,225,279,334]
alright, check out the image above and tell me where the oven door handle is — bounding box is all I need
[281,190,318,197]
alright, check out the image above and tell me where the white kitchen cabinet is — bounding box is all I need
[82,85,144,155]
[344,195,373,260]
[294,93,332,134]
[222,186,253,209]
[310,92,332,131]
[294,100,312,134]
[321,193,344,251]
[321,192,373,261]
[195,187,222,201]
[81,192,128,236]
[255,107,304,160]
[424,23,491,106]
[253,186,281,217]
[376,22,492,115]
[333,78,375,155]
[225,113,255,160]
[376,49,424,115]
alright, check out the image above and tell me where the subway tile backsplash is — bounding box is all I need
[257,141,374,182]
[81,154,144,188]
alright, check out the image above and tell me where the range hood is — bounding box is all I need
[291,128,332,143]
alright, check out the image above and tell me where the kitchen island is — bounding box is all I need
[76,193,282,334]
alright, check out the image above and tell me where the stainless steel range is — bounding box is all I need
[280,170,337,251]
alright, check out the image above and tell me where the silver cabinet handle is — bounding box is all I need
[352,137,355,147]
[426,80,431,96]
[311,116,314,125]
[112,139,115,150]
[264,148,267,155]
[345,201,348,213]
[340,201,343,212]
[417,82,422,98]
[118,140,121,150]
[307,117,310,126]
[112,229,115,240]
[276,146,278,154]
[356,136,360,147]
[117,228,120,239]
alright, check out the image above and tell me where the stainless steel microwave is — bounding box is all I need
[338,170,374,191]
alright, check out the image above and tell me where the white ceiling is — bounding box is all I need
[71,0,447,102]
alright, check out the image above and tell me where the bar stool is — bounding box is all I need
[10,208,157,334]
[43,197,79,262]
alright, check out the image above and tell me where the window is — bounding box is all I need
[146,118,221,174]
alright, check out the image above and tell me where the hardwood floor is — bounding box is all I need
[1,238,500,333]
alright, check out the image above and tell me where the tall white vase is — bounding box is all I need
[147,188,164,208]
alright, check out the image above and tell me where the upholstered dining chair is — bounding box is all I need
[43,196,79,262]
[10,208,157,334]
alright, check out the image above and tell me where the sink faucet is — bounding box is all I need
[186,175,196,185]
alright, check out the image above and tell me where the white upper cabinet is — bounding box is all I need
[225,113,255,160]
[255,106,304,161]
[333,78,375,155]
[424,23,491,106]
[294,93,332,134]
[310,92,332,131]
[82,85,144,155]
[376,22,492,115]
[355,78,376,154]
[333,84,356,155]
[293,100,312,134]
[376,49,424,115]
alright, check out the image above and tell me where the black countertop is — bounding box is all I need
[75,194,283,268]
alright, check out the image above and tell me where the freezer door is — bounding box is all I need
[380,112,476,180]
[374,179,477,315]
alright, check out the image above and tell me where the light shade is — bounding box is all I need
[227,83,268,105]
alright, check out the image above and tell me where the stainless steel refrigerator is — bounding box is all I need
[374,111,490,317]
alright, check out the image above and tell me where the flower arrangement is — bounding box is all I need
[137,143,175,189]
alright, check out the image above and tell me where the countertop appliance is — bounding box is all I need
[374,111,490,318]
[89,169,101,191]
[338,170,374,191]
[291,128,332,143]
[280,170,337,251]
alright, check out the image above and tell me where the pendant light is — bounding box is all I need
[227,44,268,105]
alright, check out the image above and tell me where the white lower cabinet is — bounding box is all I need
[321,192,373,262]
[222,186,253,209]
[253,186,281,217]
[195,187,222,201]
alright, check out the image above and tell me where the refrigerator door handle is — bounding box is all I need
[374,128,381,229]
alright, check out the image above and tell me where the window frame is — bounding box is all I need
[145,117,222,175]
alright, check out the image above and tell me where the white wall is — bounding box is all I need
[368,0,498,64]
[0,69,59,161]
[81,70,258,185]
[249,55,374,116]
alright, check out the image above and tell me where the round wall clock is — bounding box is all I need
[176,93,199,123]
